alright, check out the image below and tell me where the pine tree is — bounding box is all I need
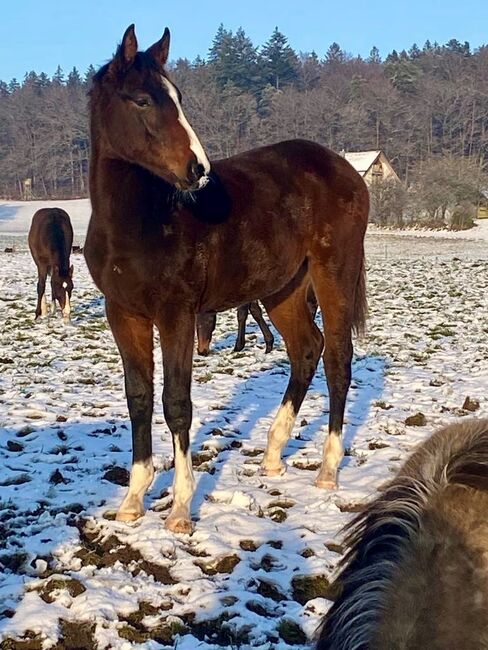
[260,28,299,90]
[84,65,97,83]
[368,46,381,64]
[8,78,20,93]
[325,42,344,63]
[67,67,82,87]
[52,65,65,86]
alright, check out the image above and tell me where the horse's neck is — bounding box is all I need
[90,151,174,231]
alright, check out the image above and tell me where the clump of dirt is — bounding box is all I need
[267,540,283,550]
[241,448,263,457]
[54,620,96,650]
[268,499,295,510]
[256,579,287,602]
[334,500,365,513]
[0,552,28,573]
[368,440,390,450]
[292,574,338,604]
[6,440,23,452]
[405,412,427,426]
[278,620,307,645]
[267,507,287,523]
[300,548,315,558]
[245,600,280,617]
[188,612,250,647]
[239,539,259,552]
[0,474,31,487]
[462,395,480,411]
[36,576,86,603]
[73,521,176,584]
[49,469,69,485]
[195,554,240,576]
[324,541,344,554]
[0,631,43,650]
[291,460,321,470]
[102,466,129,486]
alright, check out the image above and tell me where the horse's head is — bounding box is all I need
[91,25,210,191]
[196,312,217,356]
[51,265,73,314]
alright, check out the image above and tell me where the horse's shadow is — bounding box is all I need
[150,330,386,520]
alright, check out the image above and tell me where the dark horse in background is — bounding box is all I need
[196,301,275,356]
[317,419,488,650]
[28,208,74,320]
[84,25,368,533]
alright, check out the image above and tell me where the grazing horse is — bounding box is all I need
[196,301,275,356]
[28,208,73,320]
[84,25,368,533]
[317,419,488,650]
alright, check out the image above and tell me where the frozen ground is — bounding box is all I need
[0,200,487,649]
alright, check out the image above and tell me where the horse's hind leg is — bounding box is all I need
[249,301,274,353]
[234,304,250,352]
[261,280,323,476]
[310,263,358,489]
[35,266,48,319]
[105,300,155,522]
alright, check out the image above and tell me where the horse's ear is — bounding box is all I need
[119,24,138,64]
[109,24,138,76]
[69,264,74,277]
[147,28,170,68]
[53,265,59,277]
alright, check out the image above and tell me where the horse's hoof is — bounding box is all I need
[314,477,338,490]
[116,510,144,523]
[260,464,286,477]
[165,515,193,534]
[264,345,273,354]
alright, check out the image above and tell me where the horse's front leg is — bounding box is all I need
[157,309,195,534]
[35,267,48,319]
[105,300,154,522]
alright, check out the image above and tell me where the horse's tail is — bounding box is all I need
[317,418,488,650]
[352,252,367,337]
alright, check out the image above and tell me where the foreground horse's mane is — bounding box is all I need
[317,418,488,650]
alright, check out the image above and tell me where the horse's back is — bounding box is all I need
[29,208,73,265]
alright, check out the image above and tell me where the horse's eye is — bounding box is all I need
[134,96,152,108]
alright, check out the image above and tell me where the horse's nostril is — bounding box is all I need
[189,161,205,182]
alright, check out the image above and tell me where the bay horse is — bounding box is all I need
[85,25,368,533]
[317,419,488,650]
[28,208,74,320]
[196,301,275,356]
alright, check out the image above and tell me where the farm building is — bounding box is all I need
[343,150,399,185]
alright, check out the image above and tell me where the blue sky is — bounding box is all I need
[1,0,487,81]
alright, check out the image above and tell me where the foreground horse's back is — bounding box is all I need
[318,419,488,650]
[28,208,73,319]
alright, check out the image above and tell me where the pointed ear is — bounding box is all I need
[119,24,138,64]
[69,264,74,277]
[147,27,170,68]
[108,24,138,76]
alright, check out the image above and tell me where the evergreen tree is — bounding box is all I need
[8,78,20,93]
[52,65,65,85]
[325,42,344,63]
[368,46,381,64]
[84,65,97,83]
[260,27,299,89]
[67,67,82,87]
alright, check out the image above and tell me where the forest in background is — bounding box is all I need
[0,26,487,226]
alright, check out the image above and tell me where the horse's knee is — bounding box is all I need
[163,394,192,439]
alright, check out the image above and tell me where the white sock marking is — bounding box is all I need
[169,436,195,523]
[40,294,48,317]
[62,292,71,320]
[262,401,296,471]
[118,458,154,517]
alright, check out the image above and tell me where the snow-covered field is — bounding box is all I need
[0,200,487,649]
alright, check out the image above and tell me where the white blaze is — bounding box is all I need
[161,76,211,182]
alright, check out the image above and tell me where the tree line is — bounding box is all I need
[0,26,487,225]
